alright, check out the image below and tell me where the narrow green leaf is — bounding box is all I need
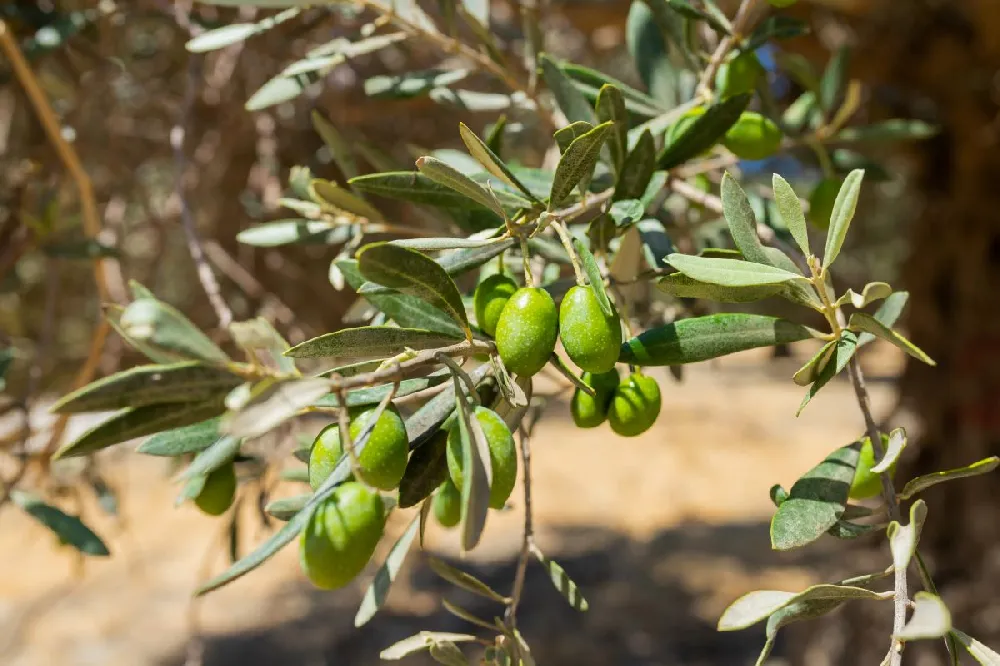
[836,282,893,309]
[573,238,614,317]
[441,599,496,630]
[554,121,594,153]
[229,318,296,374]
[745,15,810,51]
[381,632,479,660]
[290,327,462,361]
[54,399,227,459]
[769,442,861,550]
[822,169,865,269]
[137,417,221,456]
[718,583,889,632]
[720,173,771,265]
[872,427,907,473]
[52,363,241,413]
[897,593,952,641]
[756,598,852,665]
[427,556,508,602]
[667,254,805,287]
[310,179,384,221]
[186,8,301,52]
[772,174,810,256]
[621,313,817,366]
[858,291,909,347]
[265,494,309,520]
[120,298,228,364]
[819,46,850,112]
[797,331,858,415]
[391,237,504,251]
[834,119,939,143]
[429,641,468,666]
[358,243,471,332]
[236,220,350,247]
[531,544,589,611]
[614,130,657,201]
[398,431,449,508]
[365,68,470,98]
[951,629,1000,665]
[657,94,751,169]
[539,53,598,124]
[355,516,420,627]
[485,115,506,155]
[549,121,615,208]
[560,63,668,119]
[848,312,934,365]
[221,378,331,439]
[310,110,358,181]
[417,156,505,216]
[596,85,628,174]
[899,457,1000,500]
[180,435,241,481]
[458,123,539,203]
[11,491,110,556]
[314,373,450,409]
[350,171,500,211]
[454,377,492,552]
[887,499,927,572]
[792,340,836,386]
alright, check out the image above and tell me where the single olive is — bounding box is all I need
[559,286,622,374]
[723,112,783,160]
[194,463,236,516]
[474,273,518,337]
[495,287,558,377]
[849,437,896,500]
[309,406,408,491]
[571,369,621,428]
[433,478,462,528]
[715,51,765,98]
[608,373,662,437]
[299,482,385,590]
[446,406,517,510]
[808,177,841,230]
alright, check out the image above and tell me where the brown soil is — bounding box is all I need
[0,341,904,666]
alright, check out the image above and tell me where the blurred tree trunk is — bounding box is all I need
[789,1,1000,663]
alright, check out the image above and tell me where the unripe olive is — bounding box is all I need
[433,478,462,528]
[194,463,236,516]
[723,112,783,160]
[495,287,558,377]
[715,51,764,99]
[559,286,622,374]
[474,273,518,337]
[446,406,517,510]
[309,406,408,491]
[608,373,662,437]
[299,482,385,590]
[571,369,620,428]
[808,177,841,230]
[849,437,896,500]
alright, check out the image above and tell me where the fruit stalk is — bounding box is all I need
[549,219,587,285]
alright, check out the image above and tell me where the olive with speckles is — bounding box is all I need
[571,369,620,428]
[474,273,518,337]
[609,373,662,437]
[309,406,408,491]
[495,287,558,377]
[559,285,622,373]
[432,478,461,528]
[446,406,517,510]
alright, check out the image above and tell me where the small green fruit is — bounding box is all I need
[309,406,408,491]
[808,177,841,230]
[194,463,236,516]
[571,369,620,428]
[495,287,558,377]
[716,51,765,98]
[474,273,518,337]
[446,406,517,510]
[433,479,462,528]
[723,112,783,160]
[849,437,896,500]
[608,373,662,437]
[559,286,622,374]
[299,482,385,590]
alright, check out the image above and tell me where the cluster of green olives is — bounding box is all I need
[571,370,661,437]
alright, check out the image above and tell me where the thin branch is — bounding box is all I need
[696,0,766,99]
[506,425,534,626]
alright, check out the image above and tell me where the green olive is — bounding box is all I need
[723,112,783,160]
[446,406,517,510]
[571,369,620,428]
[808,177,841,230]
[559,286,622,374]
[474,273,518,337]
[309,405,409,491]
[194,463,236,516]
[608,373,662,437]
[299,482,385,590]
[495,287,558,377]
[433,478,462,528]
[715,51,764,98]
[849,437,896,500]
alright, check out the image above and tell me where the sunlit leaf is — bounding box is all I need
[381,632,479,660]
[236,220,352,247]
[417,156,506,216]
[719,583,888,632]
[220,378,330,439]
[356,516,420,627]
[847,312,934,365]
[427,556,508,602]
[265,494,309,520]
[797,332,858,415]
[120,298,229,364]
[657,94,750,169]
[951,629,1000,665]
[531,545,589,611]
[458,123,539,203]
[549,121,615,207]
[614,130,657,201]
[137,417,221,456]
[822,169,865,269]
[179,435,241,481]
[887,499,927,572]
[898,457,1000,500]
[772,174,810,256]
[897,593,952,641]
[667,254,805,287]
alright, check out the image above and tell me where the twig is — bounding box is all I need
[0,20,112,462]
[505,426,534,626]
[696,0,765,99]
[173,57,234,329]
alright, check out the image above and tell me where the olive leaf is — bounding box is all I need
[288,327,463,360]
[264,494,309,520]
[573,237,614,317]
[179,435,241,481]
[229,317,296,374]
[614,130,657,201]
[417,156,506,216]
[381,632,479,660]
[427,556,508,603]
[950,629,1000,665]
[898,457,1000,500]
[887,500,927,572]
[398,431,450,508]
[554,121,594,153]
[314,373,450,409]
[220,378,331,439]
[119,298,229,364]
[718,583,888,632]
[349,171,501,211]
[657,94,751,169]
[11,491,110,556]
[834,119,938,143]
[311,110,358,181]
[666,254,805,287]
[453,375,492,552]
[531,544,589,611]
[310,178,384,221]
[539,53,598,125]
[596,85,628,174]
[458,123,539,203]
[792,340,837,386]
[621,313,817,366]
[835,282,892,309]
[796,331,859,415]
[772,174,810,256]
[236,220,351,247]
[822,169,865,269]
[137,418,222,456]
[897,593,952,641]
[548,121,615,208]
[720,173,774,266]
[355,515,421,627]
[872,427,907,473]
[857,291,909,347]
[847,312,934,365]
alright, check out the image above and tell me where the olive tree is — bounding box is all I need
[4,0,999,664]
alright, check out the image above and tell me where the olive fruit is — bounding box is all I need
[194,463,236,516]
[309,406,408,491]
[808,177,841,230]
[608,373,662,437]
[715,51,764,98]
[433,479,462,528]
[571,369,620,428]
[299,482,385,590]
[723,112,783,160]
[446,406,517,510]
[495,287,558,377]
[849,437,896,500]
[474,273,518,337]
[559,286,622,374]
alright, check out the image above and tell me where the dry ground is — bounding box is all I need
[0,341,906,666]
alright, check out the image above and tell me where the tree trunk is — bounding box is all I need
[788,2,1000,663]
